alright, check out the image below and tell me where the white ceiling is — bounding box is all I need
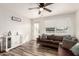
[0,3,79,19]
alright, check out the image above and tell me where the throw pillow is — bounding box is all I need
[72,37,78,41]
[42,34,47,39]
[70,42,79,56]
[47,35,54,40]
[63,35,72,40]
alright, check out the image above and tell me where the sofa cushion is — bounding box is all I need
[53,36,63,41]
[40,40,59,45]
[47,35,55,40]
[51,41,60,45]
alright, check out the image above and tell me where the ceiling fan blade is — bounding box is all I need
[38,10,41,14]
[44,8,52,12]
[28,7,39,10]
[44,3,53,7]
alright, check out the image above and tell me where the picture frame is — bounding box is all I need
[11,16,21,22]
[46,27,55,32]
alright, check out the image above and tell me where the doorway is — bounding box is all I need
[33,22,39,40]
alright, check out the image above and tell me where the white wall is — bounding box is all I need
[75,10,79,41]
[0,8,31,43]
[33,13,75,36]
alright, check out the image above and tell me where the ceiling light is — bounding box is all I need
[39,8,43,11]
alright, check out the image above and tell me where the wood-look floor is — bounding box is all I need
[0,40,58,56]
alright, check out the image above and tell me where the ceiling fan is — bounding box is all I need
[28,3,53,14]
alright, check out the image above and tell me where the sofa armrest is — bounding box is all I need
[37,37,40,43]
[58,42,75,56]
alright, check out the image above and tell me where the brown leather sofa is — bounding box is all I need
[37,34,78,55]
[37,34,63,48]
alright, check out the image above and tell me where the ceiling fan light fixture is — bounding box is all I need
[39,8,43,11]
[28,3,53,14]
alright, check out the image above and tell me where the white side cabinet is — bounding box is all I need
[5,35,22,52]
[0,35,22,52]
